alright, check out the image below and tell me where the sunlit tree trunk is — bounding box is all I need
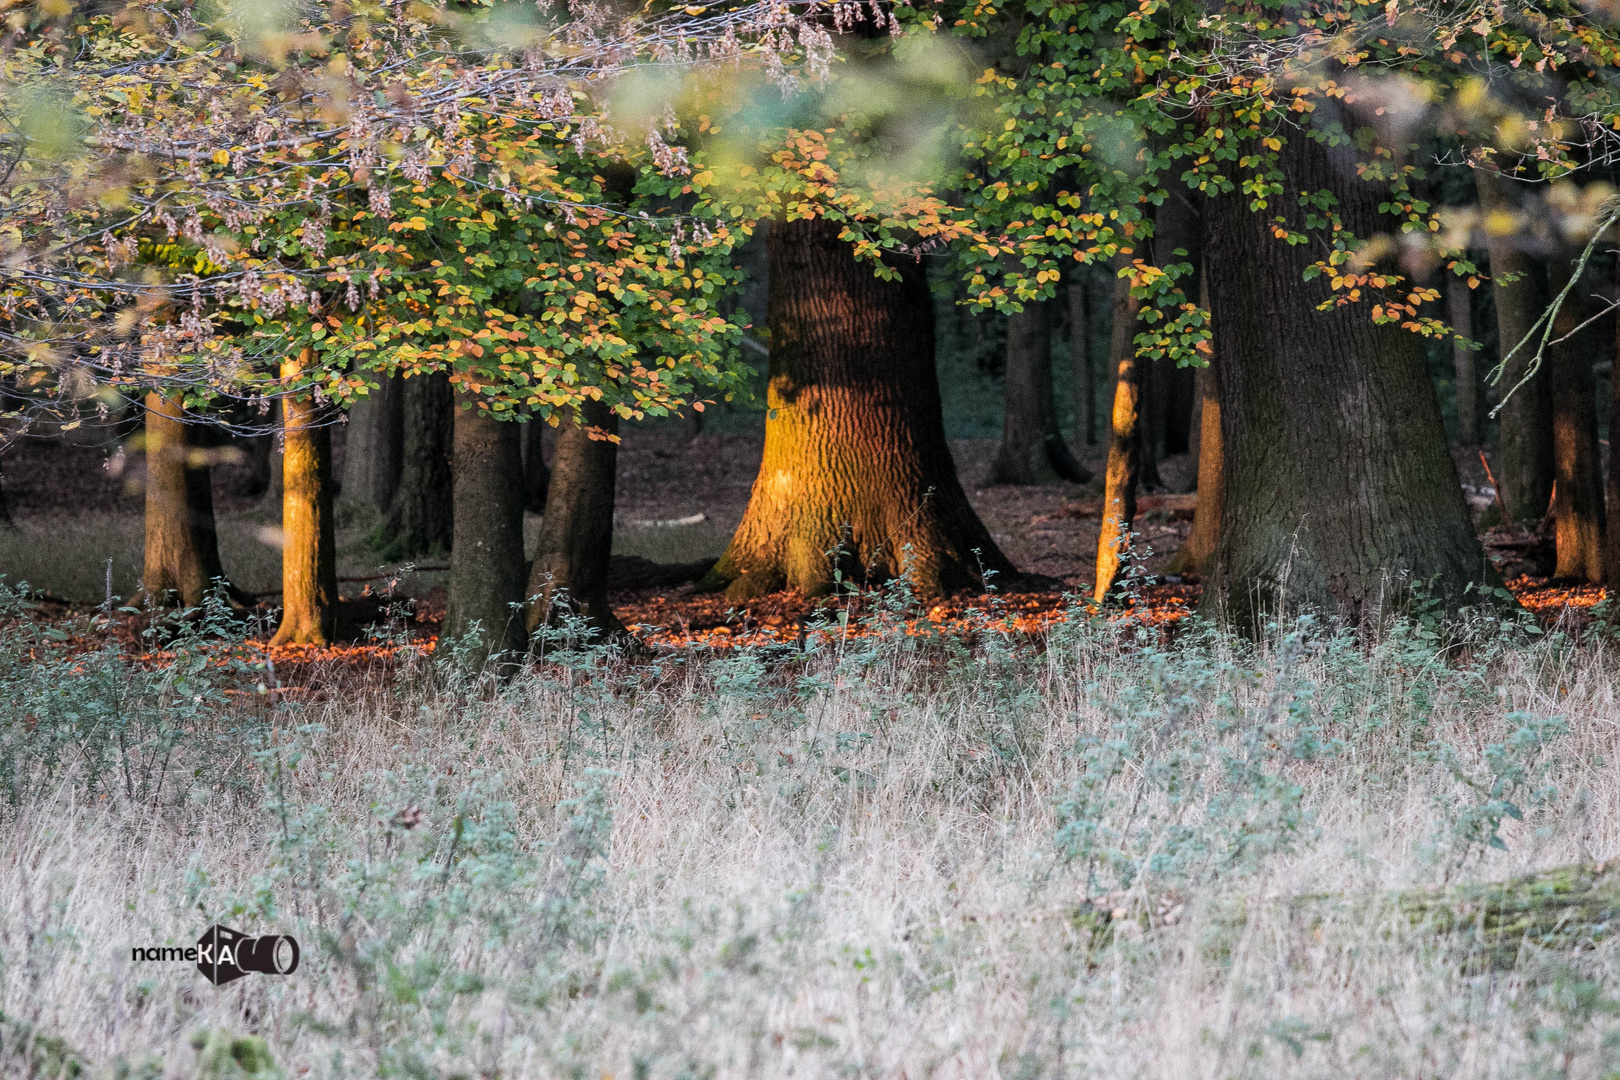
[369,372,453,560]
[1476,169,1554,521]
[1449,277,1480,446]
[270,354,337,646]
[445,396,529,666]
[700,217,1015,599]
[1166,358,1223,578]
[1094,250,1144,603]
[525,400,626,642]
[1548,254,1605,582]
[141,391,240,607]
[990,299,1090,485]
[340,373,403,517]
[1205,131,1495,628]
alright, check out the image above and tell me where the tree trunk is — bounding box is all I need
[699,217,1016,599]
[257,409,284,516]
[1548,253,1605,582]
[1608,308,1620,590]
[369,373,453,561]
[1205,131,1495,629]
[1094,250,1144,603]
[141,391,239,607]
[1166,358,1224,578]
[990,299,1091,485]
[270,355,338,646]
[523,415,551,515]
[1069,274,1097,446]
[1449,277,1480,446]
[1476,169,1555,521]
[525,400,627,642]
[445,397,529,666]
[340,374,403,517]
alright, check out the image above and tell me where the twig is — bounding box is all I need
[1477,449,1513,526]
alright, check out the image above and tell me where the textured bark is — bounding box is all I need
[1205,131,1494,629]
[525,400,626,641]
[1166,359,1224,578]
[141,391,239,607]
[1069,275,1097,445]
[1547,253,1605,582]
[990,299,1091,485]
[1094,249,1144,603]
[340,374,403,516]
[1476,169,1554,521]
[369,372,453,560]
[270,356,338,646]
[1449,278,1481,445]
[522,415,551,515]
[445,398,529,666]
[701,217,1015,599]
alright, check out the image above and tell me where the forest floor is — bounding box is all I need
[0,421,1600,661]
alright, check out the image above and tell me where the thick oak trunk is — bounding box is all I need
[701,217,1015,599]
[445,398,529,666]
[525,400,626,642]
[1548,253,1605,582]
[340,374,403,517]
[1204,132,1493,628]
[270,357,338,646]
[1166,358,1224,578]
[369,373,453,560]
[1476,169,1554,521]
[990,300,1091,485]
[1094,251,1144,603]
[141,391,238,607]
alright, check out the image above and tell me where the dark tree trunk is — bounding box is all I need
[699,217,1016,599]
[1548,253,1606,582]
[1449,277,1481,446]
[1069,273,1097,446]
[523,415,551,514]
[445,397,529,666]
[1204,131,1495,628]
[1167,358,1224,578]
[257,408,284,516]
[990,299,1091,485]
[340,374,403,516]
[141,391,240,607]
[369,373,453,560]
[270,356,338,646]
[1607,309,1620,589]
[1094,250,1144,603]
[525,399,626,642]
[1476,169,1555,521]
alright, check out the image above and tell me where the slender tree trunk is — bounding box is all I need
[1167,358,1224,578]
[1205,131,1495,628]
[990,299,1091,485]
[1548,253,1605,582]
[1606,306,1620,589]
[1476,169,1555,521]
[525,400,626,642]
[141,391,239,607]
[1094,250,1144,603]
[523,415,551,514]
[1069,273,1097,446]
[1449,277,1480,446]
[369,373,453,560]
[700,217,1016,599]
[257,408,284,515]
[270,356,338,646]
[445,397,529,666]
[340,374,403,516]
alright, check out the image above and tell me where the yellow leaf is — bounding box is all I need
[212,149,231,166]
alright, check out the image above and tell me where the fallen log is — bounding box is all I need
[1075,861,1620,969]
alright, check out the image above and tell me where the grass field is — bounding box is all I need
[2,591,1618,1079]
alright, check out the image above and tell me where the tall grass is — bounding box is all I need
[2,591,1618,1079]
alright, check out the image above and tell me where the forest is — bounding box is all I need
[4,0,1620,1075]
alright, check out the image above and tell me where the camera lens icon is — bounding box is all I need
[195,924,301,986]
